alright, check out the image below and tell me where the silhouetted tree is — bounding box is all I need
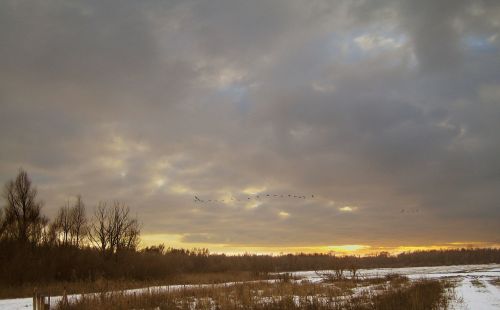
[70,195,87,247]
[89,202,108,254]
[88,201,140,255]
[2,169,44,243]
[107,201,140,253]
[54,202,72,245]
[0,207,6,240]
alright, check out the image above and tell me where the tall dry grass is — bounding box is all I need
[0,271,271,299]
[55,276,451,310]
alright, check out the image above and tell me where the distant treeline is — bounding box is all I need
[1,169,499,286]
[1,243,500,285]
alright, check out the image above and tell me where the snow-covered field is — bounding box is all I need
[1,264,499,309]
[290,264,500,309]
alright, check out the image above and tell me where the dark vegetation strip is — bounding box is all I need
[1,243,499,296]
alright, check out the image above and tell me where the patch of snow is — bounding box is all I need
[289,264,500,310]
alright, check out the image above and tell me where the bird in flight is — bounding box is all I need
[193,193,317,205]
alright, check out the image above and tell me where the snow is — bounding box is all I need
[0,264,498,309]
[291,264,500,310]
[0,280,277,310]
[450,277,500,310]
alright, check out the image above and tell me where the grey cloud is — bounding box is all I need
[1,0,499,248]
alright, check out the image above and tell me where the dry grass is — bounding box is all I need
[0,271,271,299]
[55,276,451,310]
[366,279,451,310]
[489,277,500,287]
[470,278,486,288]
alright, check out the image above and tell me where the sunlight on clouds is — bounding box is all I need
[198,64,246,90]
[279,211,290,219]
[242,186,267,195]
[109,135,149,153]
[354,34,404,51]
[325,244,370,253]
[154,177,166,188]
[218,192,236,206]
[109,136,128,152]
[99,156,129,179]
[217,68,245,89]
[169,184,192,194]
[245,200,262,210]
[140,233,186,248]
[100,157,124,170]
[155,158,172,170]
[140,236,500,256]
[339,206,357,212]
[141,234,242,254]
[99,134,152,178]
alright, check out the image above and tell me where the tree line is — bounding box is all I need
[1,169,499,286]
[0,169,139,254]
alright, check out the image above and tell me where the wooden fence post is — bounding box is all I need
[33,288,51,310]
[62,288,68,307]
[33,288,37,310]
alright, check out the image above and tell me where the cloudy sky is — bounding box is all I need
[1,0,499,254]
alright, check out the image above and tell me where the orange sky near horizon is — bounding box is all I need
[140,234,500,256]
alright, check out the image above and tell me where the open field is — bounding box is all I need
[51,277,449,310]
[289,264,500,309]
[1,264,498,309]
[0,271,272,300]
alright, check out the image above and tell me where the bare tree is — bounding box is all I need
[107,201,140,253]
[89,202,108,254]
[46,221,59,246]
[88,201,140,255]
[70,195,87,247]
[3,169,44,243]
[31,215,49,245]
[54,202,72,245]
[0,208,5,240]
[121,217,140,251]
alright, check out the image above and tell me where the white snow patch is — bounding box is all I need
[288,264,500,310]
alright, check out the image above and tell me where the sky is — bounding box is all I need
[1,0,499,255]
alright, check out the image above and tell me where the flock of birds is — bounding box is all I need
[193,195,423,215]
[400,208,421,214]
[194,193,315,204]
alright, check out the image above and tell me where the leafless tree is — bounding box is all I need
[89,202,108,254]
[0,208,5,240]
[46,221,59,246]
[88,201,140,255]
[54,202,72,245]
[3,169,44,243]
[31,215,49,245]
[107,201,140,253]
[70,195,87,247]
[123,217,140,250]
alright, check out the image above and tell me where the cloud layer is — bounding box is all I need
[1,0,499,251]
